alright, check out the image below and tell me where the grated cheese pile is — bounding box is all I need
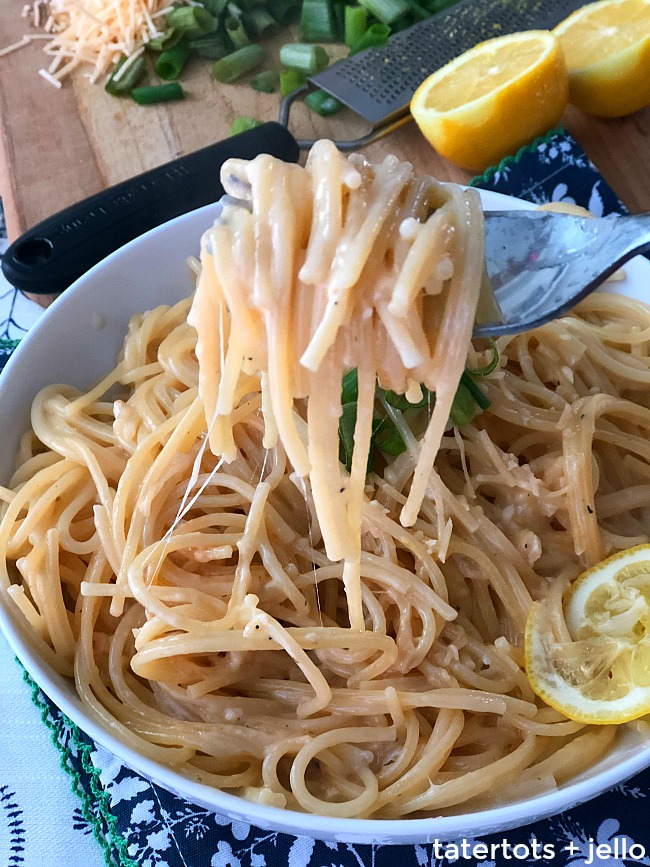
[35,0,177,86]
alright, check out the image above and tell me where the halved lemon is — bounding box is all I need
[526,545,650,724]
[554,0,650,117]
[409,31,569,172]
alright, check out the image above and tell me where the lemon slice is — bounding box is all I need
[409,31,568,172]
[554,0,650,117]
[526,545,650,724]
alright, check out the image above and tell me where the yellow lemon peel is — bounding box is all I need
[526,545,650,724]
[409,31,568,172]
[554,0,650,117]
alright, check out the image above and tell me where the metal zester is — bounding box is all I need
[280,0,587,149]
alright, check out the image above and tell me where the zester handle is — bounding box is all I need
[1,122,300,296]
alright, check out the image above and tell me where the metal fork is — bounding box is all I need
[475,211,650,338]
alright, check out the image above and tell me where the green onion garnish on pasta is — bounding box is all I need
[338,352,497,474]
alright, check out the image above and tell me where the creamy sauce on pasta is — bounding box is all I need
[2,145,648,818]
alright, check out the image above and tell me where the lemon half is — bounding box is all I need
[409,31,569,172]
[554,0,650,117]
[526,545,650,724]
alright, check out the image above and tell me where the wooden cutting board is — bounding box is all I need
[1,1,650,244]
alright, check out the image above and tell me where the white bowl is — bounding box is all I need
[2,192,650,845]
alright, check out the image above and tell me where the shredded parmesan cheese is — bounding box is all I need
[38,67,63,87]
[24,0,178,85]
[0,33,51,58]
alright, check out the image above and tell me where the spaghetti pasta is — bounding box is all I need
[1,144,648,818]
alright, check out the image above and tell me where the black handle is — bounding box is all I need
[1,122,299,295]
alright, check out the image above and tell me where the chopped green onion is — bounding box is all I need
[299,0,337,42]
[268,0,300,24]
[358,0,410,24]
[229,115,263,135]
[225,15,250,48]
[155,40,192,79]
[251,69,279,92]
[459,370,491,411]
[339,402,385,473]
[373,416,407,457]
[448,372,491,427]
[405,0,431,20]
[146,27,183,52]
[466,339,499,377]
[166,6,218,37]
[304,88,343,115]
[381,391,412,412]
[341,369,359,405]
[229,0,257,12]
[348,22,390,54]
[188,33,229,59]
[196,0,229,16]
[105,55,146,95]
[332,0,346,41]
[449,380,478,427]
[381,385,431,412]
[280,68,307,96]
[338,402,358,473]
[212,44,265,81]
[426,0,458,10]
[390,15,413,31]
[338,365,491,477]
[244,7,278,37]
[344,4,367,48]
[279,42,329,73]
[131,82,185,104]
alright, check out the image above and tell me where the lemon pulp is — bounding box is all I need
[410,31,568,172]
[554,0,650,117]
[526,545,650,724]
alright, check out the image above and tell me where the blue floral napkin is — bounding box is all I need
[470,129,626,216]
[2,128,649,867]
